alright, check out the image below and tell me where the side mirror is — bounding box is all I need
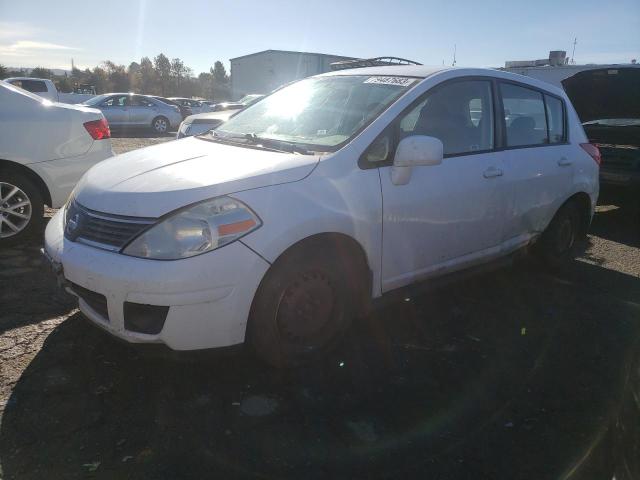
[391,135,443,185]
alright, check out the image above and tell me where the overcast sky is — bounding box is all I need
[1,0,638,73]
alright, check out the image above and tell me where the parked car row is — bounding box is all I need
[176,94,265,138]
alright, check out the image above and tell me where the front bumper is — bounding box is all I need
[44,210,270,350]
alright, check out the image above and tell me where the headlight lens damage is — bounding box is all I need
[123,196,261,260]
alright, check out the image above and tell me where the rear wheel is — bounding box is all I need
[151,116,169,134]
[0,172,44,247]
[536,200,581,267]
[247,244,365,368]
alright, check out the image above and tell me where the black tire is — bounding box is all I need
[0,171,45,247]
[247,242,366,368]
[536,200,581,268]
[151,116,169,135]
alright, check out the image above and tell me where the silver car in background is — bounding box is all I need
[176,110,236,138]
[82,94,183,134]
[168,97,212,114]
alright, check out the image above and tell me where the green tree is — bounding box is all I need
[30,67,54,79]
[198,71,215,99]
[139,57,157,94]
[127,61,141,92]
[153,53,172,96]
[212,61,228,84]
[0,64,7,79]
[88,66,109,94]
[56,76,74,93]
[102,61,129,92]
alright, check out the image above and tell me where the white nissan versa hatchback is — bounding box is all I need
[43,66,600,367]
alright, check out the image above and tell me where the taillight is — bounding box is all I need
[580,143,601,166]
[84,118,111,140]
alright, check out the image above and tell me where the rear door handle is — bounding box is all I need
[483,167,503,178]
[558,157,573,167]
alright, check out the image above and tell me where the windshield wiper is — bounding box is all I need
[243,133,313,155]
[203,131,314,155]
[202,130,309,154]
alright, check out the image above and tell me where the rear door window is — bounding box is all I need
[500,83,548,147]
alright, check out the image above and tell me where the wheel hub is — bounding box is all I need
[0,182,32,238]
[276,271,335,345]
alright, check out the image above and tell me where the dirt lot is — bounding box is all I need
[1,135,639,479]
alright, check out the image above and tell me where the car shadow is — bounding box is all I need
[1,259,638,479]
[0,220,75,335]
[590,204,640,248]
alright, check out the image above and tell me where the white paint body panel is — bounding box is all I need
[0,81,114,207]
[45,66,599,350]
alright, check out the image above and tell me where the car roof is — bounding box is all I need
[319,65,566,96]
[320,65,450,78]
[4,77,52,82]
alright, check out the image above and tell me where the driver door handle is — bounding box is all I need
[558,157,573,167]
[483,167,503,178]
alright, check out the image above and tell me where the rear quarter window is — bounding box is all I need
[10,79,48,93]
[545,95,566,143]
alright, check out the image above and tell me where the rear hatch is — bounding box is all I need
[562,67,640,172]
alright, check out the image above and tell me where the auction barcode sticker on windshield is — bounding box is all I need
[364,76,417,87]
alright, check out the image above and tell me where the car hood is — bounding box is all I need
[74,137,320,217]
[562,67,640,123]
[184,111,235,123]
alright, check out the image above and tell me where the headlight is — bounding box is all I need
[122,196,261,260]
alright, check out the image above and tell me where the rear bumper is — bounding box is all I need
[28,139,114,207]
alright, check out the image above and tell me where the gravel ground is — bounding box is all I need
[0,136,638,479]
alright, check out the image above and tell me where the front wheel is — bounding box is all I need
[151,116,169,134]
[0,172,44,247]
[247,245,363,368]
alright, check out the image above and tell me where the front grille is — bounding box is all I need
[70,282,109,320]
[64,201,156,251]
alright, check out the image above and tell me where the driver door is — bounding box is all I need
[374,78,508,292]
[101,95,129,126]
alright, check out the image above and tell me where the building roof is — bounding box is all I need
[230,49,356,62]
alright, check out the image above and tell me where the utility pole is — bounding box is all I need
[571,38,577,64]
[452,44,457,67]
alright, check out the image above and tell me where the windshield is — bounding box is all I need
[82,94,109,106]
[239,94,262,105]
[216,75,417,150]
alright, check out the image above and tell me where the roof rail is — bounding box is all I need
[330,57,422,71]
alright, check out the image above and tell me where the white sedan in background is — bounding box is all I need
[176,110,236,138]
[0,81,113,245]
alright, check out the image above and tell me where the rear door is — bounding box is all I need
[499,82,572,244]
[376,78,509,292]
[128,95,155,125]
